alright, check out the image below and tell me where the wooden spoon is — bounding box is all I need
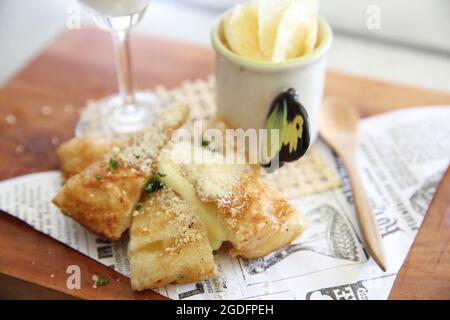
[320,97,387,271]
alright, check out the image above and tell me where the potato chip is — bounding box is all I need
[272,1,311,62]
[259,0,319,61]
[224,3,267,61]
[301,15,319,56]
[258,0,293,58]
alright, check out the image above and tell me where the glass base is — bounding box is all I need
[75,91,162,138]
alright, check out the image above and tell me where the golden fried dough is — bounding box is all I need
[52,103,189,240]
[129,188,215,290]
[57,136,123,180]
[158,141,307,259]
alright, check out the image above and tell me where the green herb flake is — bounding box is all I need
[133,153,140,159]
[135,203,143,211]
[201,138,211,148]
[109,158,119,170]
[94,276,109,287]
[95,175,102,181]
[144,172,166,194]
[156,172,166,178]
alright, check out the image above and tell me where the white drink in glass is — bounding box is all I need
[80,0,150,17]
[76,0,160,138]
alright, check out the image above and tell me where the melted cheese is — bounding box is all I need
[158,159,227,250]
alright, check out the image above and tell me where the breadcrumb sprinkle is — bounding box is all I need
[140,189,206,255]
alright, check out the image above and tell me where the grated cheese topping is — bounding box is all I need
[107,103,188,175]
[143,188,206,254]
[167,142,250,210]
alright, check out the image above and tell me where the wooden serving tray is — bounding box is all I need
[0,28,449,300]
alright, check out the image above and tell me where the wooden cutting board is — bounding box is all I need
[0,28,449,300]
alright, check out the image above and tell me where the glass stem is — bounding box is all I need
[112,29,136,109]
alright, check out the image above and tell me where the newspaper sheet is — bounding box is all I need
[0,106,449,300]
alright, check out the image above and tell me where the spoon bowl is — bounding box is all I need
[320,97,360,148]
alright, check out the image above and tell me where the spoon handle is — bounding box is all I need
[343,155,387,272]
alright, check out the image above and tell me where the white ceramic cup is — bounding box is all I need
[211,14,333,142]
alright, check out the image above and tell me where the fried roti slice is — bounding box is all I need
[158,142,307,259]
[52,103,189,240]
[57,136,123,180]
[129,188,216,290]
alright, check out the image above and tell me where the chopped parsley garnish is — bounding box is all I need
[201,138,211,148]
[144,172,166,194]
[133,153,140,159]
[156,172,166,178]
[135,203,143,211]
[109,158,119,170]
[95,175,102,181]
[94,276,109,287]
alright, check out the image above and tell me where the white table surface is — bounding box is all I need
[1,0,449,94]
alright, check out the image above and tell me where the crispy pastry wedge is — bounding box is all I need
[57,136,124,180]
[52,103,189,240]
[158,141,307,259]
[129,188,216,290]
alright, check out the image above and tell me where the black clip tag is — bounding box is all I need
[261,88,311,171]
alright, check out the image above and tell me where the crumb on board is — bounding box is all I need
[51,137,60,146]
[5,114,16,125]
[41,105,53,116]
[15,145,25,155]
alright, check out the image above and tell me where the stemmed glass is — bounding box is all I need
[76,0,160,138]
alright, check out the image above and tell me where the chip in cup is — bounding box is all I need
[272,0,319,61]
[223,0,320,62]
[224,3,267,61]
[258,0,293,58]
[301,15,319,56]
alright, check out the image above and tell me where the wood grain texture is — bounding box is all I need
[0,214,167,300]
[389,166,450,299]
[0,27,449,299]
